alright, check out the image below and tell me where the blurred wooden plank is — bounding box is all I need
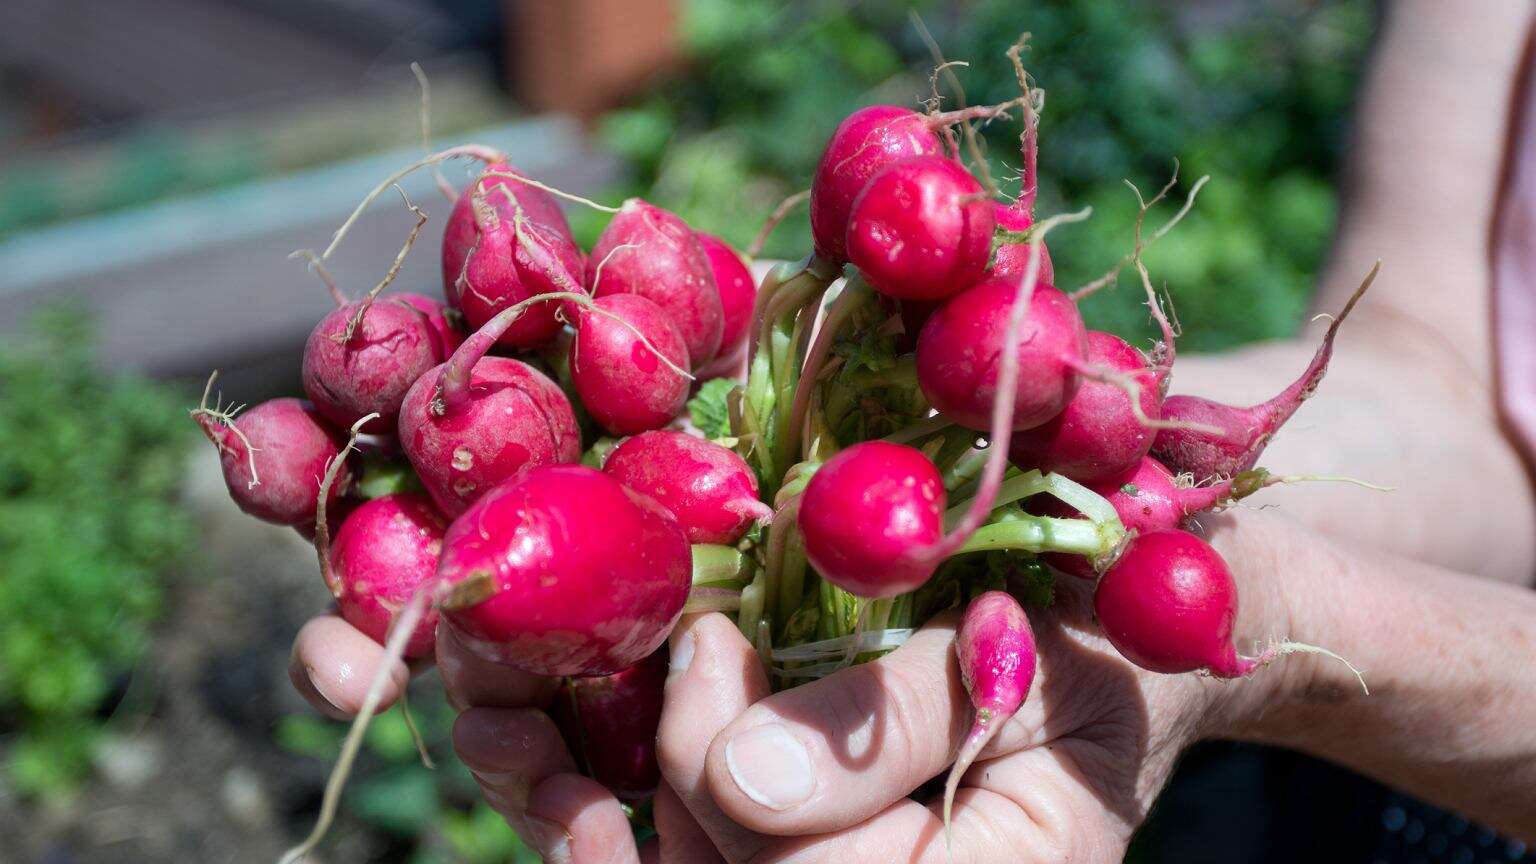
[510,0,682,121]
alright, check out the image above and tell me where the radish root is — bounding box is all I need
[338,186,429,344]
[410,63,457,203]
[189,370,260,488]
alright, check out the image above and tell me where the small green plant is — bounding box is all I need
[0,307,193,799]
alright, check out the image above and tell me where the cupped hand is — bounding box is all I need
[289,615,648,862]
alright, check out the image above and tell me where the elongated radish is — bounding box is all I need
[191,389,348,528]
[1008,331,1161,482]
[944,591,1035,838]
[587,199,722,368]
[437,464,691,676]
[551,647,668,801]
[845,154,995,301]
[1151,262,1380,481]
[601,430,770,545]
[1094,529,1365,687]
[916,276,1088,432]
[570,294,692,435]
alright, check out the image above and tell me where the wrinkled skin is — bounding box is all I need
[437,465,691,677]
[395,291,465,358]
[328,492,446,659]
[398,356,581,518]
[446,192,581,351]
[570,294,691,436]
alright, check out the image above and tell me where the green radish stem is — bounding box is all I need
[747,188,811,260]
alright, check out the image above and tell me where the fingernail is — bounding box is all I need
[724,723,814,810]
[524,815,572,864]
[306,664,346,715]
[669,629,696,677]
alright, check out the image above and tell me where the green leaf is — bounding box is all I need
[348,766,440,835]
[688,378,737,439]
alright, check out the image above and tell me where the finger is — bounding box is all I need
[655,613,771,860]
[756,744,1128,864]
[654,781,724,864]
[437,618,557,710]
[288,613,407,719]
[453,707,577,822]
[526,772,642,864]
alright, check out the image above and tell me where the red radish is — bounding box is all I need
[441,162,572,290]
[570,294,692,435]
[810,105,944,263]
[446,189,582,351]
[437,464,691,677]
[845,154,995,301]
[916,277,1088,432]
[551,647,668,801]
[326,493,446,659]
[302,296,452,432]
[191,393,348,527]
[395,292,465,357]
[587,199,723,368]
[1008,331,1161,482]
[695,232,757,373]
[1094,529,1364,686]
[944,591,1036,837]
[398,345,580,517]
[798,441,946,598]
[990,203,1055,286]
[602,430,770,545]
[1152,263,1379,481]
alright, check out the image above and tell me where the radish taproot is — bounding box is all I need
[1008,331,1161,482]
[551,647,669,801]
[1151,262,1379,481]
[569,294,692,435]
[845,154,995,301]
[1094,529,1364,687]
[944,590,1036,838]
[192,393,349,528]
[587,199,723,368]
[602,430,770,545]
[916,276,1088,432]
[436,464,691,676]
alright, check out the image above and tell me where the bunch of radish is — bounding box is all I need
[189,44,1378,861]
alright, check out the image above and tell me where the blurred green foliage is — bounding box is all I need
[277,686,541,863]
[0,309,193,799]
[578,0,1373,351]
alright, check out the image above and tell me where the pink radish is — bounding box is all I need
[191,390,349,528]
[398,330,581,516]
[810,105,945,263]
[1094,529,1364,685]
[570,294,692,435]
[602,430,770,545]
[1008,331,1160,482]
[798,441,946,598]
[916,276,1088,432]
[587,199,723,369]
[944,590,1036,838]
[445,183,583,351]
[326,492,446,659]
[1152,263,1379,481]
[551,647,668,801]
[990,202,1055,286]
[441,161,572,290]
[845,154,995,301]
[395,292,465,357]
[696,232,757,375]
[302,296,453,433]
[437,464,691,676]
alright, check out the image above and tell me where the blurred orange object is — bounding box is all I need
[510,0,681,122]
